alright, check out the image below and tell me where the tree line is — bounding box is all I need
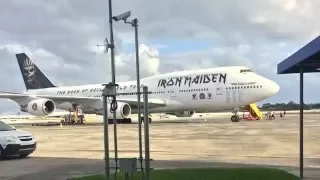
[258,101,320,111]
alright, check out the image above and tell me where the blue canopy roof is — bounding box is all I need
[277,35,320,74]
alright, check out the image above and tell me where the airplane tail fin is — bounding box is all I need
[15,53,56,90]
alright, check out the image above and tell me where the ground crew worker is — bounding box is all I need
[271,111,275,120]
[267,111,271,119]
[74,106,79,124]
[78,108,84,124]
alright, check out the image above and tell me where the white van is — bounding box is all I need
[0,121,37,159]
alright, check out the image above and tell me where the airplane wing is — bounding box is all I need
[116,97,166,108]
[0,92,166,108]
[0,92,33,99]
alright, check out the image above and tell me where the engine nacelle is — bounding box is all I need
[21,98,56,116]
[108,101,131,119]
[169,111,195,117]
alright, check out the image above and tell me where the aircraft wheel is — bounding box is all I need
[124,118,132,124]
[141,117,151,123]
[231,115,240,122]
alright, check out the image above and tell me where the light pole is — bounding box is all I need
[112,11,144,174]
[96,0,118,179]
[106,1,120,179]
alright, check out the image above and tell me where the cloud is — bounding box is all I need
[1,0,320,114]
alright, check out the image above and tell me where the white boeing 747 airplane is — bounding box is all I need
[0,53,279,123]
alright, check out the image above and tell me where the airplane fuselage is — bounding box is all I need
[24,66,279,115]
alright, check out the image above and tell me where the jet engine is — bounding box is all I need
[169,111,195,117]
[21,98,56,116]
[107,101,131,119]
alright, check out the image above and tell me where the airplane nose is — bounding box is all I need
[269,80,280,95]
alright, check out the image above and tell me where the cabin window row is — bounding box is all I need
[178,88,209,93]
[240,69,253,73]
[226,85,262,90]
[92,91,172,97]
[94,89,209,96]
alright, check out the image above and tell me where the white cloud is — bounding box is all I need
[1,0,320,113]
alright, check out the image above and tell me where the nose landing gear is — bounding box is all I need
[231,109,241,122]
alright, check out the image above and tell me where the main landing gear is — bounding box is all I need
[107,118,132,124]
[140,116,152,123]
[105,116,152,124]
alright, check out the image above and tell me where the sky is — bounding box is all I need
[1,0,320,114]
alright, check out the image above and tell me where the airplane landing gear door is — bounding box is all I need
[166,89,176,105]
[238,87,246,103]
[216,87,224,96]
[216,86,225,105]
[232,87,238,104]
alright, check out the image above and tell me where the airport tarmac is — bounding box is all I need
[1,114,320,180]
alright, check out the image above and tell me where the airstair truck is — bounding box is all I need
[242,103,263,121]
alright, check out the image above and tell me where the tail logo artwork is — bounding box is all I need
[23,57,36,85]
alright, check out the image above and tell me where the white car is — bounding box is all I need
[0,121,37,159]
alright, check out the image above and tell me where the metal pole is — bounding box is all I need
[112,102,118,180]
[143,86,150,180]
[103,90,109,180]
[299,67,304,179]
[108,0,115,83]
[107,0,119,175]
[133,18,144,172]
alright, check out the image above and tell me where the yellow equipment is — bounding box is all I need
[242,103,263,120]
[249,103,262,120]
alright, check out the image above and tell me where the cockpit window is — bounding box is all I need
[240,69,253,73]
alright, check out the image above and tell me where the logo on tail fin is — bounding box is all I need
[22,57,37,85]
[16,53,56,90]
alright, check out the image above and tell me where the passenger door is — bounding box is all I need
[216,86,224,96]
[170,89,176,98]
